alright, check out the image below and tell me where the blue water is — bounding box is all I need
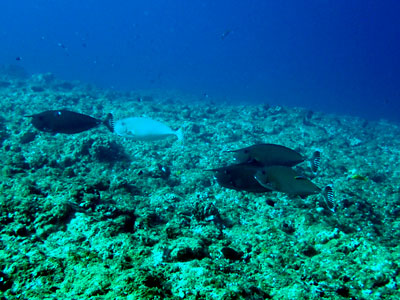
[1,0,399,122]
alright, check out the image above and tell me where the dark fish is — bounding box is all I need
[209,163,272,193]
[27,110,114,134]
[254,165,321,198]
[221,29,232,40]
[229,144,305,167]
[57,42,67,49]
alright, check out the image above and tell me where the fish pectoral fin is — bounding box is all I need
[254,176,276,191]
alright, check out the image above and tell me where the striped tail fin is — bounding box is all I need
[310,150,321,174]
[323,184,335,212]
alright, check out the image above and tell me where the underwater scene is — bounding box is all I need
[1,1,400,300]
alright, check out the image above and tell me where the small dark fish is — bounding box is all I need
[209,163,272,193]
[221,29,232,40]
[57,42,67,49]
[229,144,305,167]
[310,150,321,173]
[15,56,22,61]
[254,165,321,198]
[27,110,114,134]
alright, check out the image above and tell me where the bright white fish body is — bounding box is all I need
[114,117,183,141]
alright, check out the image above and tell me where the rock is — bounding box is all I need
[0,81,11,88]
[19,131,37,144]
[301,244,318,257]
[168,238,209,262]
[193,201,221,222]
[90,138,127,163]
[221,247,243,261]
[165,223,182,239]
[0,271,12,292]
[30,86,45,92]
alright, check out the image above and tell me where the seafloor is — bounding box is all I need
[1,68,400,300]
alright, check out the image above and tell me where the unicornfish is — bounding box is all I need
[254,165,320,198]
[27,110,114,134]
[229,143,305,167]
[114,117,183,141]
[209,163,272,193]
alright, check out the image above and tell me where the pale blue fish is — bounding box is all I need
[114,117,183,141]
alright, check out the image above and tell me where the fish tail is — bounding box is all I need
[322,184,335,212]
[103,113,114,132]
[310,149,321,174]
[175,127,184,142]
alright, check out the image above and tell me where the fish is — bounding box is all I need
[209,163,272,193]
[254,165,321,197]
[27,110,114,134]
[221,29,232,40]
[348,174,368,181]
[57,42,67,49]
[114,117,183,141]
[228,144,305,167]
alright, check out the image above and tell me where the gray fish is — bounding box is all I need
[114,117,182,141]
[209,163,272,193]
[229,144,305,167]
[27,110,114,134]
[254,165,321,197]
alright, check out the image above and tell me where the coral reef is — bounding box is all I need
[0,71,400,299]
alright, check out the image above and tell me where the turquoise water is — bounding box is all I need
[0,1,399,121]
